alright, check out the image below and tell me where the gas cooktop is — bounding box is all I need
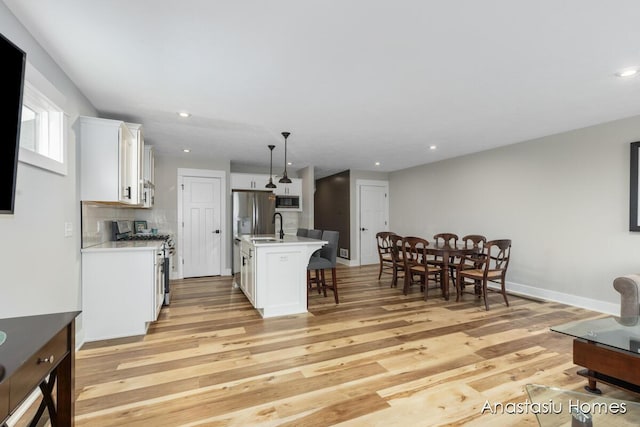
[120,234,171,241]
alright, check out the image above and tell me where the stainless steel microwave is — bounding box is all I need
[275,195,300,209]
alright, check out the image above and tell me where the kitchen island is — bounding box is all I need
[240,235,327,318]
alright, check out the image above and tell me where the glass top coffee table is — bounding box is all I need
[551,316,640,395]
[526,384,640,426]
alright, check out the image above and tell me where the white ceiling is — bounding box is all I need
[6,1,640,177]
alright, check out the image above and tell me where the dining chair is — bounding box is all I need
[455,239,511,310]
[429,233,459,286]
[296,228,309,237]
[451,234,487,290]
[401,236,444,301]
[388,234,405,288]
[375,231,396,280]
[307,230,340,303]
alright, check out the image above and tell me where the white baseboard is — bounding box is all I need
[496,280,619,316]
[337,258,359,267]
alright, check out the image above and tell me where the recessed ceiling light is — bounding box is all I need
[183,149,190,153]
[616,68,639,78]
[375,162,380,166]
[178,112,191,118]
[429,145,437,150]
[287,162,292,166]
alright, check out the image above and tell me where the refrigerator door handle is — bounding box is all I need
[252,194,257,235]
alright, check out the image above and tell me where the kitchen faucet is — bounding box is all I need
[273,212,285,239]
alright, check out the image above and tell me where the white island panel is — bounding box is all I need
[258,249,304,317]
[241,235,326,318]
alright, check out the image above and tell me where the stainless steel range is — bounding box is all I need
[112,220,175,305]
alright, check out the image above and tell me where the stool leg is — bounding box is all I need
[331,267,338,304]
[321,269,327,297]
[316,270,323,295]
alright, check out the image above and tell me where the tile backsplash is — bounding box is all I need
[81,202,176,248]
[81,203,136,248]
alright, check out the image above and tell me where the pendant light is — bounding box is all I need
[266,145,277,188]
[279,131,292,183]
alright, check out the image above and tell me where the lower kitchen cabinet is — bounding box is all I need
[81,244,163,341]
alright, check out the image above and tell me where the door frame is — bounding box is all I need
[177,168,228,279]
[355,179,389,267]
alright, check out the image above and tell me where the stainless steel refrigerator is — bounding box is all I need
[232,190,275,281]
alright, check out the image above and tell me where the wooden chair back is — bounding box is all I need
[485,239,511,276]
[388,234,406,288]
[461,234,486,251]
[433,233,458,247]
[376,231,395,259]
[401,236,429,270]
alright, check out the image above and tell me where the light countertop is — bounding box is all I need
[81,240,163,252]
[241,234,328,246]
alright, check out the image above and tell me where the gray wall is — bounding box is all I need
[0,4,96,332]
[390,115,640,314]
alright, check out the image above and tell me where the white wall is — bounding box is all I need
[0,5,96,328]
[350,170,390,263]
[299,166,315,229]
[390,115,640,314]
[137,154,231,275]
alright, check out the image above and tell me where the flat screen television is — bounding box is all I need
[0,33,25,214]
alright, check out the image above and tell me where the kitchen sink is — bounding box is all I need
[251,238,280,243]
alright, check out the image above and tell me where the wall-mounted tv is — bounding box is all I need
[0,33,25,214]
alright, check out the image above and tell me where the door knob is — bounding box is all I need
[213,230,220,234]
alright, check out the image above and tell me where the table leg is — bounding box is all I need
[583,370,602,395]
[442,251,450,300]
[56,321,75,426]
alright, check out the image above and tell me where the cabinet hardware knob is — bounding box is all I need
[38,355,54,364]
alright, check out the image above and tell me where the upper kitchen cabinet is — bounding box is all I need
[274,178,302,197]
[80,116,142,205]
[142,144,155,208]
[231,173,271,190]
[126,122,145,205]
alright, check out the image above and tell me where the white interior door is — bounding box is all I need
[359,183,388,265]
[182,176,221,277]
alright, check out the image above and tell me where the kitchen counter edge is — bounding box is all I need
[81,241,164,252]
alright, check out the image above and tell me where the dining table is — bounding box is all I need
[425,242,480,300]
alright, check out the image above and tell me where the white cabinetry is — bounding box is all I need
[231,173,271,190]
[126,122,145,206]
[80,116,141,205]
[240,240,256,305]
[81,244,163,341]
[142,145,155,208]
[239,236,325,317]
[274,178,302,197]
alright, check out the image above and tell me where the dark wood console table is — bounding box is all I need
[0,311,79,426]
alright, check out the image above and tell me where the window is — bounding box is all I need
[18,64,68,176]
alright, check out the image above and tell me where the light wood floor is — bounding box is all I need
[64,265,638,426]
